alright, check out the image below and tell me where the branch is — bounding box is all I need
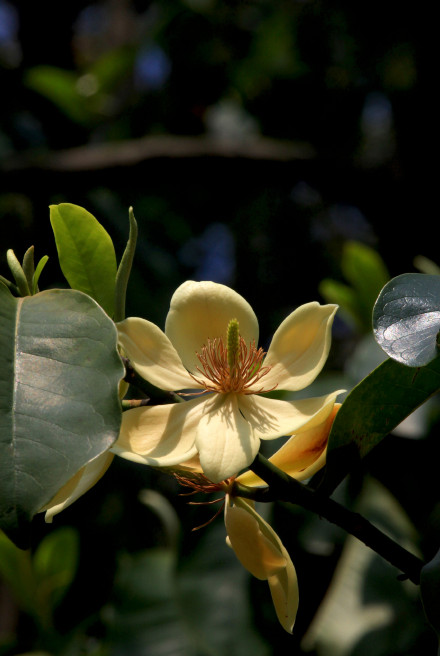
[2,135,315,172]
[240,454,424,585]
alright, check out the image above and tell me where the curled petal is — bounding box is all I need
[41,452,114,523]
[262,302,338,391]
[165,281,259,374]
[225,497,298,633]
[112,397,205,466]
[238,390,342,441]
[238,403,341,488]
[117,317,198,391]
[196,393,260,483]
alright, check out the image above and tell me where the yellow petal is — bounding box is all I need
[196,393,260,482]
[238,403,340,487]
[261,302,338,391]
[224,498,286,579]
[112,396,204,466]
[225,497,298,633]
[41,452,114,523]
[165,281,259,374]
[117,317,198,391]
[238,390,342,441]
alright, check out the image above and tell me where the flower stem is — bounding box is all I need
[244,453,424,585]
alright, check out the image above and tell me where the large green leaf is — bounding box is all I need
[50,203,117,317]
[373,273,440,367]
[0,284,123,547]
[320,356,440,493]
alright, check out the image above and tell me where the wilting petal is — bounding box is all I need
[196,393,260,482]
[117,317,198,391]
[238,390,342,441]
[225,497,298,633]
[165,281,259,374]
[261,302,338,391]
[237,403,341,488]
[41,452,114,523]
[112,396,205,466]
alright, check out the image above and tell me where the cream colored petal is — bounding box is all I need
[196,393,260,482]
[112,396,205,466]
[237,403,340,487]
[261,302,338,391]
[238,390,342,442]
[267,549,299,634]
[117,317,198,391]
[224,498,286,579]
[165,281,259,374]
[41,452,114,523]
[225,497,298,633]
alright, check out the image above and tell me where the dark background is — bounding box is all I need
[1,1,437,654]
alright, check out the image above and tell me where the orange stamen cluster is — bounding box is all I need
[190,336,275,394]
[174,472,235,531]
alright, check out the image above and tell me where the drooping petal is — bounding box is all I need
[225,496,298,633]
[41,452,114,523]
[165,281,259,374]
[261,302,338,391]
[196,393,260,482]
[237,403,341,488]
[238,390,342,441]
[112,396,206,466]
[117,317,198,391]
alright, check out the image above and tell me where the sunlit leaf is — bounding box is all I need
[50,203,117,317]
[321,356,440,493]
[373,273,440,367]
[0,285,123,547]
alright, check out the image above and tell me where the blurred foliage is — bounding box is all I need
[319,241,390,333]
[1,1,439,654]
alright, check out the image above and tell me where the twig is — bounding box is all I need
[241,454,424,585]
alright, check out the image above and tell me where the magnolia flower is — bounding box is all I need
[115,281,340,482]
[175,402,340,633]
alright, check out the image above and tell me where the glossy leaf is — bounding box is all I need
[0,284,123,546]
[320,356,440,493]
[50,203,117,316]
[373,273,440,367]
[420,546,440,639]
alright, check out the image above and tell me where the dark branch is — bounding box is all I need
[242,454,424,585]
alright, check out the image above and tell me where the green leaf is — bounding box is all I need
[319,278,362,329]
[320,356,440,493]
[33,526,79,611]
[24,66,93,126]
[373,273,440,367]
[33,255,49,294]
[7,249,31,296]
[114,207,138,322]
[420,546,440,639]
[0,285,123,547]
[50,203,117,317]
[343,242,389,299]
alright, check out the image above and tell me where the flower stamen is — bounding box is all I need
[174,472,234,531]
[190,331,277,395]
